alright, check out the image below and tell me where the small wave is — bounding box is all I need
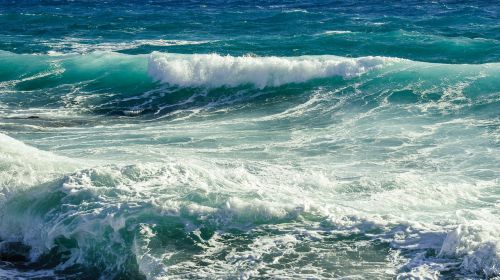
[41,38,213,54]
[147,52,395,89]
[282,9,309,13]
[319,30,353,35]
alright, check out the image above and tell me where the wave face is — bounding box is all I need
[1,1,500,279]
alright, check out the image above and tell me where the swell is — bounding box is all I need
[2,51,500,90]
[0,51,499,119]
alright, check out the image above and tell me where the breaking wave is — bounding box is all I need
[0,136,498,279]
[147,52,395,88]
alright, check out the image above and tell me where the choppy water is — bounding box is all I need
[0,1,499,279]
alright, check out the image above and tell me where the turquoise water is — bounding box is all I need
[0,1,499,279]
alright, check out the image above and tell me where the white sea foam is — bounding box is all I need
[0,156,498,279]
[148,53,394,89]
[439,222,500,277]
[0,133,78,194]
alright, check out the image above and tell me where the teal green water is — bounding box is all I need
[0,1,499,279]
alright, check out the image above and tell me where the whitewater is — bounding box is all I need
[0,1,499,279]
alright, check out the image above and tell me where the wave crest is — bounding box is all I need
[147,53,394,89]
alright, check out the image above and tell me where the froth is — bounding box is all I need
[147,53,393,89]
[0,133,78,193]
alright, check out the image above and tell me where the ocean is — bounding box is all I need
[0,1,499,279]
